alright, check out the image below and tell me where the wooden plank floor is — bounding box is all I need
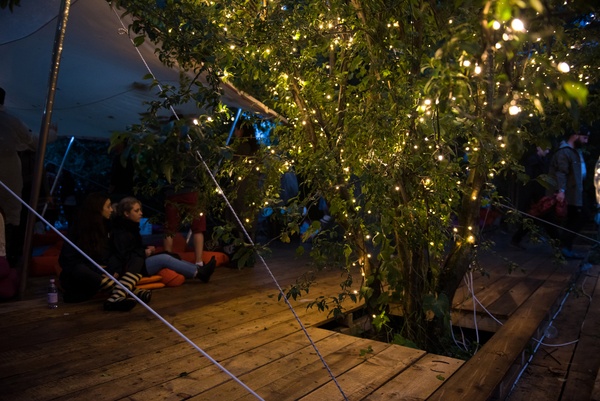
[443,228,593,401]
[0,241,463,401]
[2,229,592,401]
[451,232,582,334]
[507,263,600,401]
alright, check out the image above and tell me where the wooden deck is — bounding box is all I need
[1,242,462,401]
[0,230,594,401]
[439,229,594,401]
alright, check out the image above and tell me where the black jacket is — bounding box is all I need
[108,216,146,275]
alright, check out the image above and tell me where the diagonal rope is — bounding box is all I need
[109,6,349,400]
[496,201,600,246]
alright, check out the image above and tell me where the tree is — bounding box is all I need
[110,0,598,352]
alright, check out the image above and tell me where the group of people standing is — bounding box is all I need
[511,125,594,260]
[59,193,216,311]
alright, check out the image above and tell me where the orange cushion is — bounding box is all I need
[136,282,166,290]
[158,268,186,287]
[138,275,163,285]
[203,251,229,266]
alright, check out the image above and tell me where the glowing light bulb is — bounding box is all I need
[557,62,570,73]
[509,105,521,115]
[511,19,525,32]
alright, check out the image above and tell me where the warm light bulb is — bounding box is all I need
[511,19,525,32]
[557,62,570,73]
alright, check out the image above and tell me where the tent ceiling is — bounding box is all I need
[0,0,279,140]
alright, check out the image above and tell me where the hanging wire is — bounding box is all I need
[110,6,349,400]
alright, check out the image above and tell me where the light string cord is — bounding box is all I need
[110,7,349,400]
[0,179,266,401]
[495,202,600,246]
[468,271,480,353]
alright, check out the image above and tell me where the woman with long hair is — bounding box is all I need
[58,192,142,311]
[110,197,215,283]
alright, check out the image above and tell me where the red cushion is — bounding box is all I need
[30,255,59,277]
[157,268,186,287]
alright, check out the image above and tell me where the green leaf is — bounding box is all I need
[496,0,512,22]
[563,81,588,106]
[162,164,173,183]
[529,0,544,13]
[133,35,146,47]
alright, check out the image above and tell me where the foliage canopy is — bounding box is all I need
[109,0,598,351]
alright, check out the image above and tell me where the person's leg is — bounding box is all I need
[163,195,180,253]
[60,264,114,303]
[145,253,197,278]
[192,232,205,265]
[187,192,207,265]
[562,205,584,250]
[163,235,174,253]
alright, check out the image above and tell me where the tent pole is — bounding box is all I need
[19,0,72,300]
[41,136,75,217]
[225,108,243,146]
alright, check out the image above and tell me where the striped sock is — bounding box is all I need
[99,275,115,292]
[133,288,152,303]
[106,272,142,303]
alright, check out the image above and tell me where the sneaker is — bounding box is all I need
[197,256,216,283]
[561,248,585,260]
[580,262,593,272]
[103,297,137,312]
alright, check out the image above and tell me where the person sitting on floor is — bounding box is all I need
[110,197,216,283]
[58,192,147,311]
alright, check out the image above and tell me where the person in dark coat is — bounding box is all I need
[547,126,590,258]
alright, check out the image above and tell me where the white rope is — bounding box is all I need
[496,202,600,246]
[0,179,267,399]
[109,7,349,400]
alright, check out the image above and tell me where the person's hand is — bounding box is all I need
[145,246,155,257]
[556,191,565,203]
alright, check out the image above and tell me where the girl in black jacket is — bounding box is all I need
[111,197,215,283]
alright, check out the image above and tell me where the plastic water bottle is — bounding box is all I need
[47,278,58,309]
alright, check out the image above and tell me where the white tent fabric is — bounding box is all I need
[0,0,279,140]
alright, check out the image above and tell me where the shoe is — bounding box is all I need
[197,256,216,283]
[136,289,152,304]
[580,262,593,272]
[561,248,585,260]
[103,297,137,311]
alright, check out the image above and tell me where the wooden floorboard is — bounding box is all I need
[0,242,460,401]
[2,230,595,401]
